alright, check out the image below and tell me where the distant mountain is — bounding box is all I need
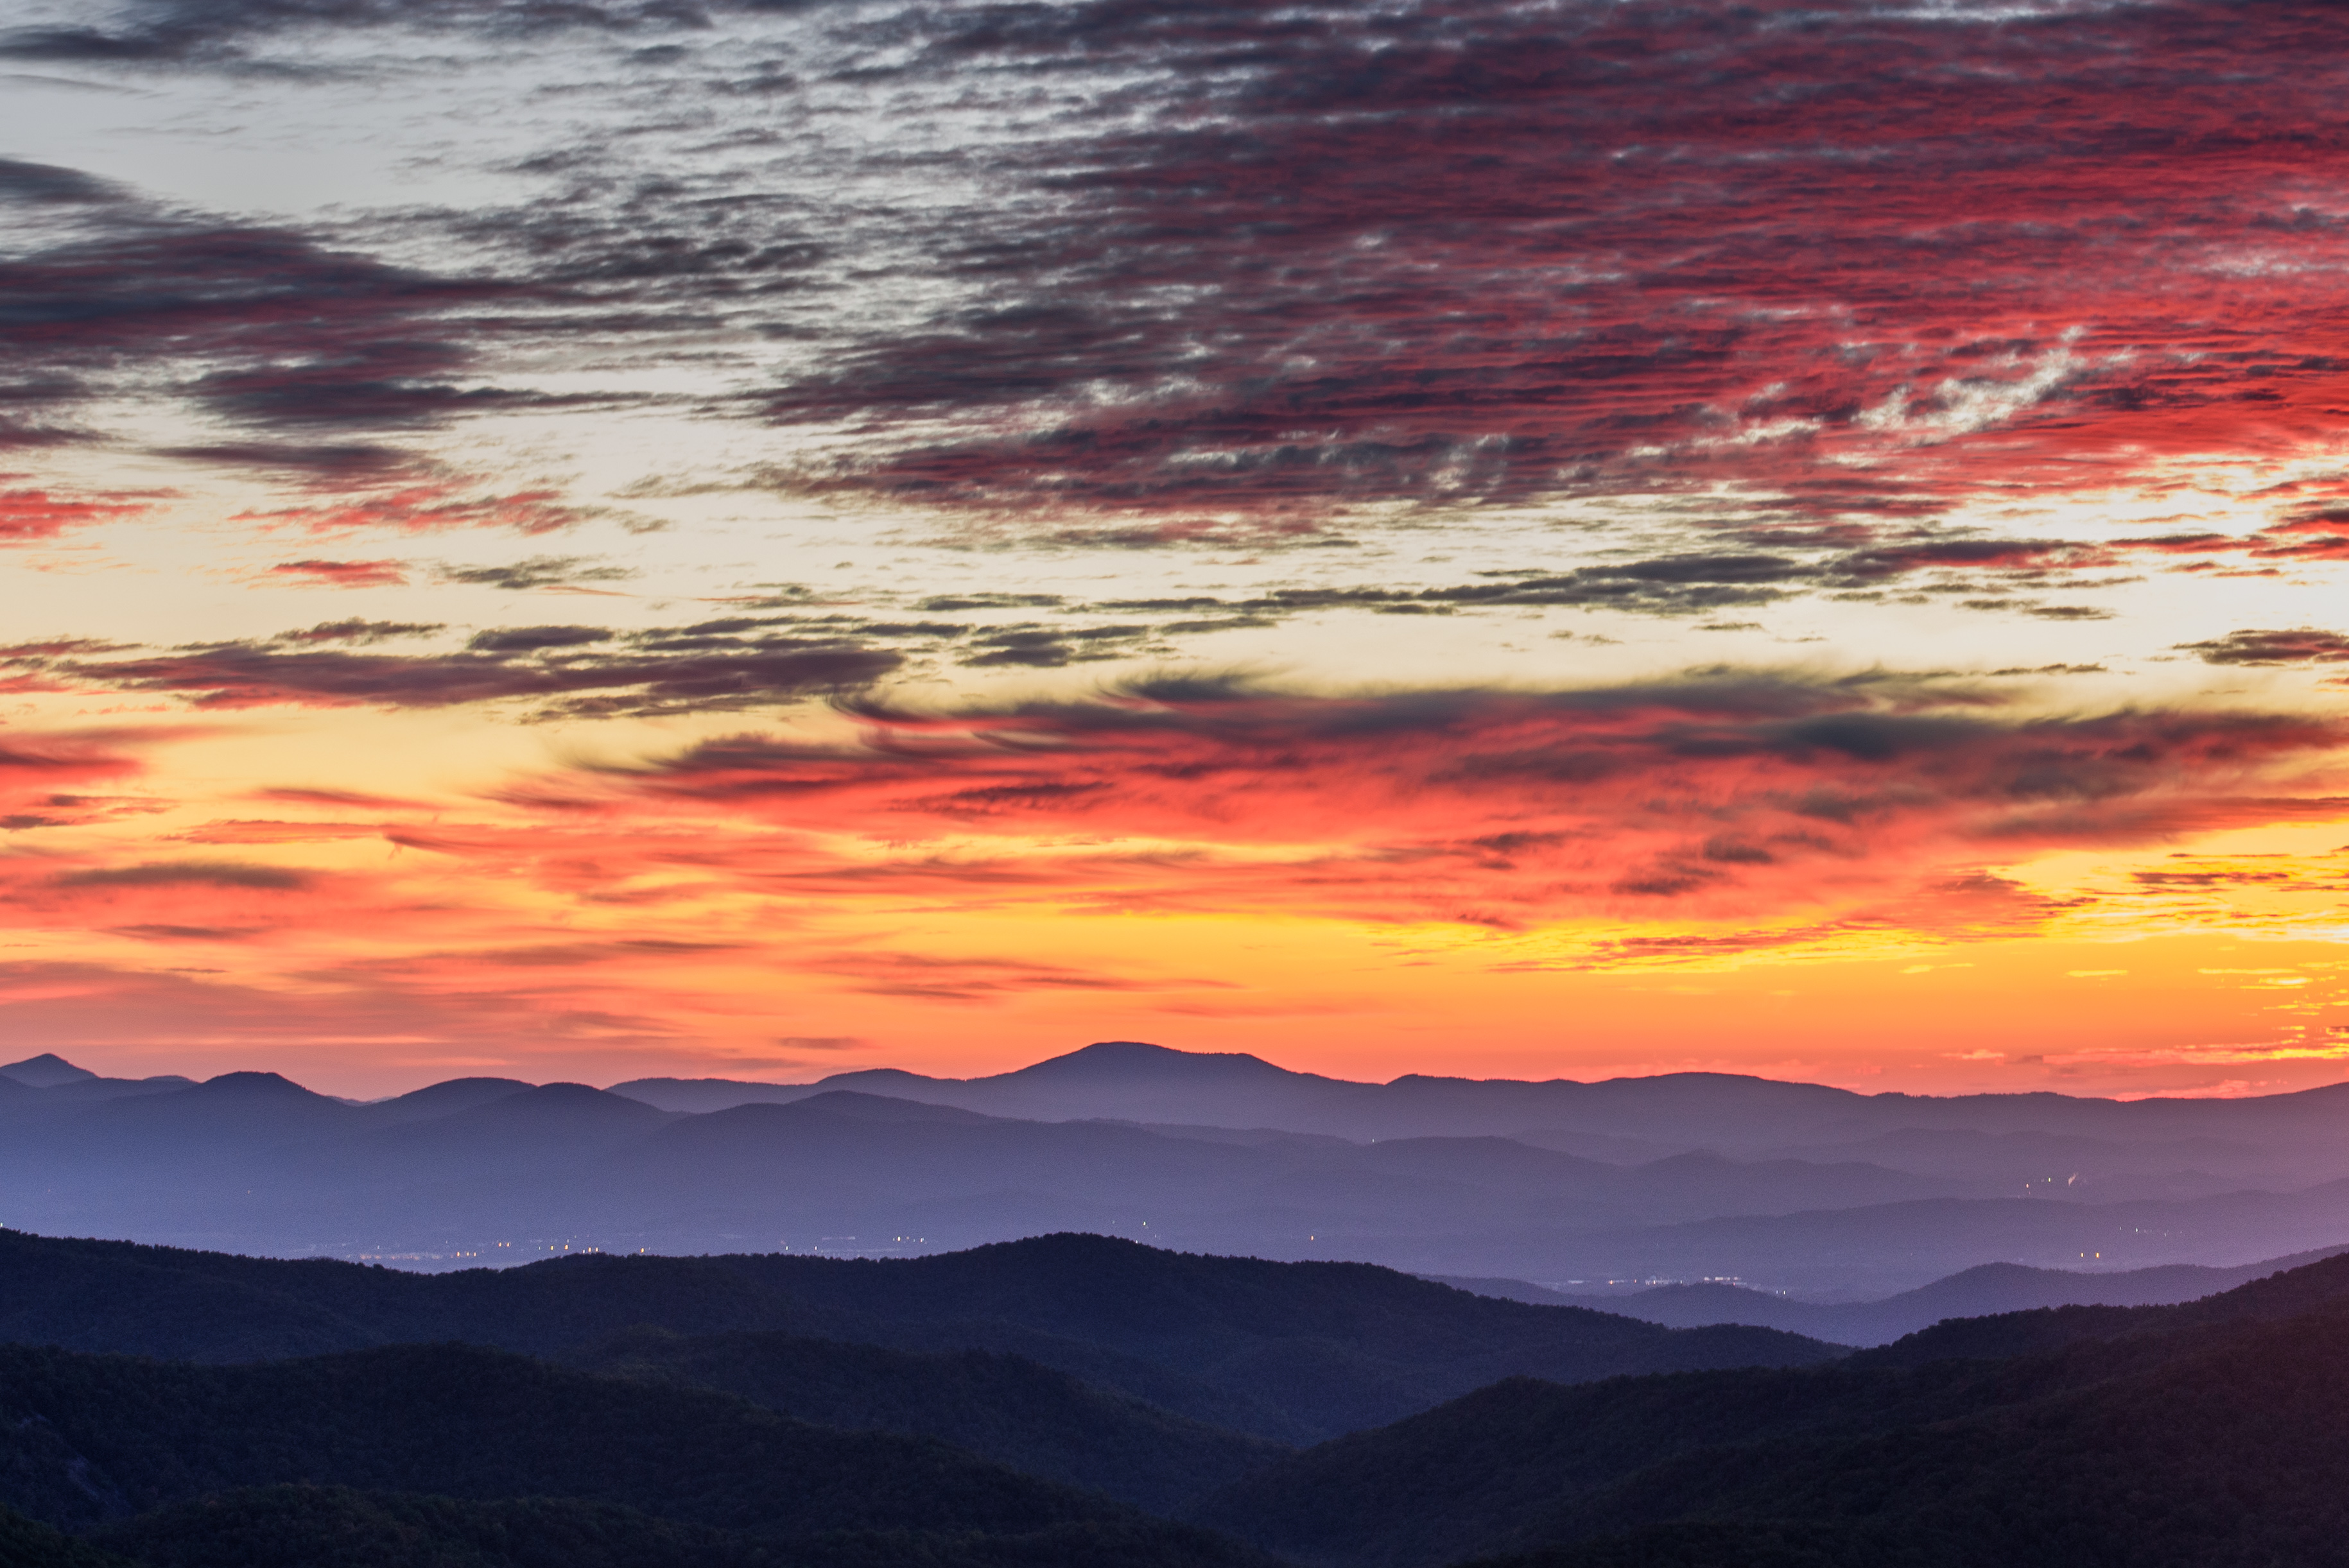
[1530,1186,2349,1298]
[0,1075,2003,1283]
[1433,1243,2349,1345]
[0,1054,94,1088]
[0,1230,1837,1442]
[569,1326,1287,1510]
[611,1042,1875,1145]
[609,1041,2349,1184]
[1190,1248,2349,1568]
[0,1052,190,1102]
[12,1043,2349,1294]
[1855,1247,2349,1367]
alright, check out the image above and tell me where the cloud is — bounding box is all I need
[806,950,1223,1003]
[2181,629,2349,666]
[268,558,408,587]
[0,157,126,205]
[252,483,594,538]
[15,0,2348,590]
[0,0,709,65]
[547,672,2349,929]
[439,556,634,589]
[466,625,612,653]
[0,727,173,827]
[720,0,2349,539]
[275,619,445,644]
[0,487,152,541]
[43,631,899,716]
[0,212,521,442]
[55,860,309,890]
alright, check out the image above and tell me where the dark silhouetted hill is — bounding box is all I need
[89,1485,1265,1568]
[1192,1249,2349,1567]
[1481,1297,2349,1568]
[1855,1246,2349,1367]
[0,1230,1837,1441]
[568,1327,1286,1510]
[0,1341,1267,1568]
[0,1505,118,1567]
[711,1234,1844,1437]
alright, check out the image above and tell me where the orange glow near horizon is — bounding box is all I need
[3,699,2345,1099]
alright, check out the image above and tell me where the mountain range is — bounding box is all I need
[8,1042,2349,1300]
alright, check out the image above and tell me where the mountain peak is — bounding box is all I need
[0,1053,98,1088]
[1004,1041,1304,1083]
[195,1071,332,1099]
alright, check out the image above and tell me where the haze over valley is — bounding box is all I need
[14,1041,2349,1315]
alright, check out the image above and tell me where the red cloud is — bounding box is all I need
[0,727,176,829]
[0,487,151,541]
[752,0,2349,535]
[247,479,586,537]
[268,558,408,587]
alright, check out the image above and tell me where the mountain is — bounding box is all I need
[1527,1185,2349,1298]
[610,1042,2349,1187]
[611,1043,1873,1144]
[0,1341,1265,1568]
[1435,1243,2349,1345]
[17,1062,2349,1294]
[716,1234,1843,1438]
[568,1326,1287,1511]
[0,1054,95,1088]
[0,1229,1837,1442]
[1190,1248,2349,1567]
[1493,1298,2349,1567]
[1853,1247,2349,1367]
[0,1075,1981,1280]
[0,1053,191,1103]
[10,1044,2349,1294]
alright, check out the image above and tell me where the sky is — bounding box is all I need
[3,0,2349,1098]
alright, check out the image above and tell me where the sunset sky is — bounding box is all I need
[3,0,2349,1098]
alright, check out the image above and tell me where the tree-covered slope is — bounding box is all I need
[568,1327,1285,1511]
[0,1230,1839,1440]
[1193,1252,2349,1568]
[719,1234,1843,1436]
[0,1341,1261,1568]
[1478,1300,2349,1567]
[1852,1246,2349,1366]
[0,1506,119,1568]
[89,1486,1251,1568]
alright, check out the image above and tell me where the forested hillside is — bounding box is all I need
[10,1225,2349,1567]
[567,1328,1285,1510]
[0,1341,1267,1568]
[0,1230,1837,1440]
[1192,1254,2349,1566]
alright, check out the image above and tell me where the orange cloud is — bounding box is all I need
[539,676,2349,929]
[0,726,167,828]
